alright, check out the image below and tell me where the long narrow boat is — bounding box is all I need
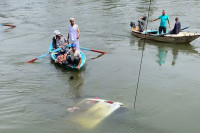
[48,42,86,70]
[131,27,200,43]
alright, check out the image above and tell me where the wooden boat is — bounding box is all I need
[131,27,200,43]
[48,42,86,70]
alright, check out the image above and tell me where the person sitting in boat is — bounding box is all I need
[53,30,69,64]
[138,16,147,32]
[52,30,68,49]
[169,17,181,34]
[151,10,170,34]
[63,44,82,70]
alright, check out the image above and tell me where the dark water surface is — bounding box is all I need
[1,0,200,133]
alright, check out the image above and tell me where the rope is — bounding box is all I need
[134,0,152,108]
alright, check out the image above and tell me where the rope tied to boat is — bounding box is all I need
[134,0,152,108]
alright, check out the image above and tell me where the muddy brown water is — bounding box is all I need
[0,0,200,133]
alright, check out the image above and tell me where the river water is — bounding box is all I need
[1,0,200,133]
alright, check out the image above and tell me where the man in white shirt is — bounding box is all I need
[64,44,82,70]
[67,18,80,51]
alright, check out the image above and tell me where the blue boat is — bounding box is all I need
[48,42,86,70]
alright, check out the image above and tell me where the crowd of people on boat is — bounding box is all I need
[131,10,181,35]
[52,18,82,70]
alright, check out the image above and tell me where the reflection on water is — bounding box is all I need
[171,47,178,66]
[136,0,156,17]
[130,36,199,66]
[1,26,16,33]
[50,60,84,98]
[157,47,167,66]
[91,53,105,60]
[68,72,83,98]
[1,0,200,132]
[152,41,198,66]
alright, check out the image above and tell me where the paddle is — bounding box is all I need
[181,26,189,31]
[80,47,107,54]
[67,43,107,54]
[26,48,61,63]
[0,23,16,28]
[68,37,107,54]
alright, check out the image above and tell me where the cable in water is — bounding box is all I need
[134,0,152,108]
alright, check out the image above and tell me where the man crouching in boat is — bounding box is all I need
[130,16,147,32]
[63,44,82,70]
[138,16,147,32]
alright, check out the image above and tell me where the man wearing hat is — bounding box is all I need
[53,30,68,49]
[53,30,69,64]
[64,44,82,70]
[67,18,80,51]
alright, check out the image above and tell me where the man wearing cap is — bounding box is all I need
[151,10,170,34]
[67,18,80,51]
[64,44,82,70]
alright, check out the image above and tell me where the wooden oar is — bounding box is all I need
[69,38,107,54]
[67,43,107,54]
[80,47,107,54]
[26,48,61,63]
[0,23,16,28]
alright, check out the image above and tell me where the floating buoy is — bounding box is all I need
[70,76,74,80]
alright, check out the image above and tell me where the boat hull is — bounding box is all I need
[131,28,200,43]
[49,43,86,70]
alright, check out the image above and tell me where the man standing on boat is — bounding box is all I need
[67,18,80,51]
[151,10,170,34]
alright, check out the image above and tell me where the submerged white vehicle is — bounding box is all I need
[67,98,123,129]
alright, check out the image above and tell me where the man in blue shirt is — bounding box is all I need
[151,10,170,34]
